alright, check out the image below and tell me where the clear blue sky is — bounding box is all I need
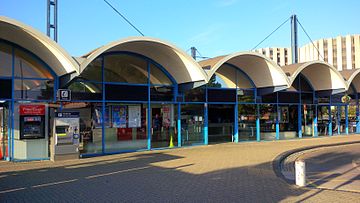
[1,0,359,58]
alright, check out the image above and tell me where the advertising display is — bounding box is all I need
[128,105,141,128]
[93,106,110,128]
[19,104,46,139]
[112,105,127,128]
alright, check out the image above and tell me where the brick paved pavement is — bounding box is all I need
[1,135,360,202]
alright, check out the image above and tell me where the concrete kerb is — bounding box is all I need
[272,140,360,185]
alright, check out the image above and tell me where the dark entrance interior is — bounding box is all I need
[208,104,234,143]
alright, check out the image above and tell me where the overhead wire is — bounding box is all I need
[296,19,324,60]
[103,0,145,36]
[251,17,290,51]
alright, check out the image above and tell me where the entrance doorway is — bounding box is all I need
[208,104,234,143]
[0,103,9,160]
[151,104,177,148]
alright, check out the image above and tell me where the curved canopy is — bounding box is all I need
[199,52,290,89]
[80,37,208,85]
[283,61,347,91]
[0,16,79,75]
[340,69,360,92]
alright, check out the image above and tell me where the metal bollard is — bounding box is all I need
[295,159,306,187]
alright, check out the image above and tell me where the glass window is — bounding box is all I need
[14,79,54,100]
[105,84,148,101]
[208,89,236,102]
[348,104,357,134]
[183,87,205,102]
[278,92,299,103]
[104,103,148,152]
[279,105,299,139]
[208,104,234,143]
[104,54,147,84]
[68,81,102,101]
[237,89,255,103]
[14,48,54,79]
[317,105,330,136]
[80,58,103,82]
[261,93,277,103]
[150,63,172,85]
[260,104,277,140]
[151,104,177,148]
[0,42,12,77]
[150,86,174,101]
[0,79,12,99]
[181,104,204,146]
[64,103,103,154]
[302,105,315,137]
[238,104,256,141]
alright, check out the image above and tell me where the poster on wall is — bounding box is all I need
[162,105,171,127]
[112,105,127,128]
[93,106,110,128]
[128,105,141,128]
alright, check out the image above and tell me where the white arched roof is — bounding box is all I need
[199,52,290,89]
[282,61,347,91]
[0,16,79,75]
[80,37,208,84]
[340,69,360,92]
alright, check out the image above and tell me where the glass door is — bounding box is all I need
[317,105,330,136]
[339,106,347,134]
[151,104,177,148]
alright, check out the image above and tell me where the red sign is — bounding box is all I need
[19,105,46,115]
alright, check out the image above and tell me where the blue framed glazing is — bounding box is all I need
[0,39,58,79]
[147,60,151,150]
[101,55,106,154]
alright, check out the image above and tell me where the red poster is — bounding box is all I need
[19,105,46,115]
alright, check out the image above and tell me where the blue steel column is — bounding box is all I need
[328,105,332,136]
[177,103,181,147]
[298,78,302,138]
[275,93,279,140]
[9,46,15,161]
[314,105,318,137]
[337,106,340,135]
[101,56,105,154]
[298,105,302,138]
[345,105,349,135]
[234,88,239,143]
[204,87,208,145]
[256,104,260,141]
[147,61,151,150]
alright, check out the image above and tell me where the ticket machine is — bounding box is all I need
[53,112,80,160]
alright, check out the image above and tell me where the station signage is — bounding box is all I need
[57,89,71,101]
[19,105,46,115]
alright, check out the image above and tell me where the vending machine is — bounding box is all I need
[54,112,80,160]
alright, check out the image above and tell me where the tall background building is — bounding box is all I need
[255,34,360,70]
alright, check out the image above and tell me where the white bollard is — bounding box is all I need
[295,159,306,187]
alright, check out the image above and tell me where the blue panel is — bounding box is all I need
[177,104,181,147]
[204,103,208,145]
[314,105,318,137]
[101,56,105,154]
[234,103,239,143]
[328,105,332,136]
[298,104,302,138]
[147,61,151,150]
[256,105,260,142]
[345,105,349,135]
